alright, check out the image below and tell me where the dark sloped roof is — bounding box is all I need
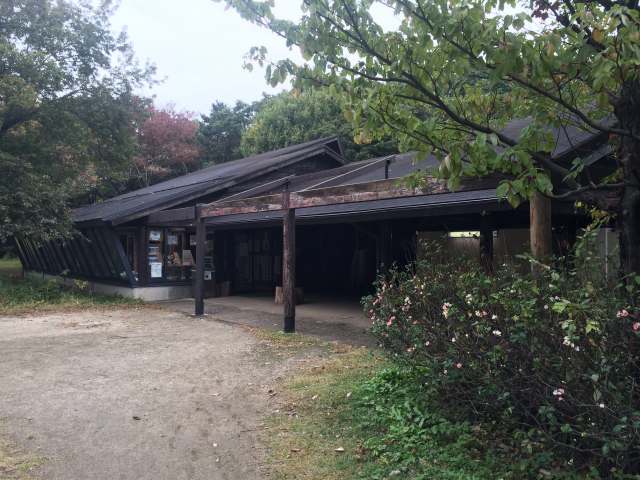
[73,136,344,225]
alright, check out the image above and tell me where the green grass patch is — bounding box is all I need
[264,348,590,480]
[0,257,143,315]
[0,438,44,480]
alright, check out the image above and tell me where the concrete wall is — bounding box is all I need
[25,271,193,301]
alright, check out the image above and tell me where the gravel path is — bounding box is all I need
[0,307,313,480]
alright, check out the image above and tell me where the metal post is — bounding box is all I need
[195,205,206,316]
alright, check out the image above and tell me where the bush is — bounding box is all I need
[363,240,640,477]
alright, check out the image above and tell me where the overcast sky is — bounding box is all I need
[109,0,302,115]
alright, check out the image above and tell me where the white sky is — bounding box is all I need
[110,0,401,115]
[110,0,303,114]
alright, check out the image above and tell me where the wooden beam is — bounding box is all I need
[479,214,494,273]
[530,191,552,262]
[194,205,206,316]
[200,178,443,219]
[137,226,148,286]
[377,221,392,272]
[282,186,296,333]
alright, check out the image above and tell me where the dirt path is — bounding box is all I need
[0,307,327,480]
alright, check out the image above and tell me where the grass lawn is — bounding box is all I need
[0,256,143,315]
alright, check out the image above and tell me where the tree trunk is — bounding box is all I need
[530,191,552,262]
[614,80,640,278]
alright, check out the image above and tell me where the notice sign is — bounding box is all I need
[150,262,163,278]
[149,230,161,242]
[204,271,212,281]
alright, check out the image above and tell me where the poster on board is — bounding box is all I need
[149,230,161,242]
[150,262,163,278]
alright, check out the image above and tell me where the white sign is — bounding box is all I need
[149,230,161,242]
[204,271,212,281]
[167,234,178,245]
[150,262,163,278]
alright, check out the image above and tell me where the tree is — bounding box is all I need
[198,100,258,165]
[134,105,202,186]
[240,89,396,161]
[219,0,640,275]
[0,0,153,243]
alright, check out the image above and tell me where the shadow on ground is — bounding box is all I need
[163,295,376,348]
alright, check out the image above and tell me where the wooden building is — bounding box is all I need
[15,124,615,320]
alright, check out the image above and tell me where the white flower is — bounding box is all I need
[544,304,549,310]
[598,403,605,409]
[491,314,498,320]
[492,330,502,337]
[465,294,473,304]
[553,388,565,397]
[451,337,456,343]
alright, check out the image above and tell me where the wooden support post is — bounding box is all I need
[282,184,296,333]
[377,221,392,272]
[479,214,494,274]
[194,205,206,316]
[137,226,148,286]
[530,191,552,262]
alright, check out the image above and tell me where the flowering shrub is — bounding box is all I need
[363,242,640,476]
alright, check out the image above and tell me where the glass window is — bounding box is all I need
[147,228,197,282]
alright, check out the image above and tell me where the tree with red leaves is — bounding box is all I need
[134,105,202,186]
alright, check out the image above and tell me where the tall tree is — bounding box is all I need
[240,89,396,161]
[134,105,202,186]
[197,100,258,165]
[0,0,153,243]
[219,0,640,275]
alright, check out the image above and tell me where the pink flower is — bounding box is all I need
[456,362,463,369]
[633,322,640,332]
[617,309,630,318]
[386,316,396,327]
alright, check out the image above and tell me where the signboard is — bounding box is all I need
[167,234,178,245]
[150,262,163,278]
[204,271,212,281]
[149,230,161,242]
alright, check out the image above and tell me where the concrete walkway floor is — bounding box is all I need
[163,294,375,347]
